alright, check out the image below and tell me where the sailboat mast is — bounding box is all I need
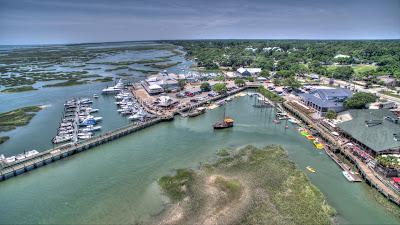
[223,105,226,119]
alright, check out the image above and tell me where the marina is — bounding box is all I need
[0,95,398,225]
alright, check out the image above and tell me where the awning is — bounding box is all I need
[392,177,400,183]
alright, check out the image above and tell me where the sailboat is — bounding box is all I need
[213,106,234,129]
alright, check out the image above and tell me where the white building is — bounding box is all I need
[237,67,262,76]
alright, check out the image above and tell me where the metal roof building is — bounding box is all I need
[337,109,400,155]
[300,88,352,115]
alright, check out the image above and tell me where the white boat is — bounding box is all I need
[93,94,99,98]
[78,134,92,140]
[5,156,16,163]
[25,150,39,158]
[16,154,26,161]
[342,171,355,182]
[53,135,73,144]
[102,79,124,94]
[80,125,101,132]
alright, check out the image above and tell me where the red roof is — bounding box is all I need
[392,177,400,183]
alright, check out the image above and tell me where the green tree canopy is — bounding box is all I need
[283,77,302,89]
[234,78,246,87]
[344,92,377,109]
[329,66,354,80]
[200,82,211,92]
[325,110,337,119]
[213,83,227,94]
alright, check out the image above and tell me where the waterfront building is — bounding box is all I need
[142,71,180,95]
[337,108,400,155]
[299,88,352,115]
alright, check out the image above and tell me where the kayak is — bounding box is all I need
[306,166,316,173]
[313,140,324,149]
[300,131,309,136]
[306,135,315,140]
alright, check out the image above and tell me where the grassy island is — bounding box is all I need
[0,106,42,132]
[1,86,38,93]
[145,62,181,69]
[43,79,87,87]
[0,136,10,145]
[157,145,335,225]
[94,77,113,82]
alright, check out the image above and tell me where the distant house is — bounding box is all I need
[378,76,397,87]
[237,67,262,76]
[299,88,352,115]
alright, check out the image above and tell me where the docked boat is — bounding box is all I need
[93,94,99,98]
[52,135,73,144]
[188,107,206,117]
[25,150,39,158]
[288,118,300,124]
[342,171,355,182]
[80,125,101,132]
[306,166,316,173]
[102,79,124,94]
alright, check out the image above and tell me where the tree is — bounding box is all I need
[212,83,227,94]
[200,82,211,92]
[283,77,301,89]
[178,79,186,89]
[260,70,270,78]
[325,110,337,120]
[234,78,245,87]
[329,66,354,80]
[344,92,377,109]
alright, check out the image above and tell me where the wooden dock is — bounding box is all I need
[0,116,172,181]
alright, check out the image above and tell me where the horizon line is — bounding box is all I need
[1,38,400,46]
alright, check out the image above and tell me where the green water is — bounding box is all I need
[0,96,398,224]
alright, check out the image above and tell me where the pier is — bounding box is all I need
[283,101,400,206]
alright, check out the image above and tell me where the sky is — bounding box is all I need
[0,0,399,45]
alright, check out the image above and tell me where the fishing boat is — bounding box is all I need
[342,171,355,182]
[213,107,234,129]
[313,140,324,149]
[306,166,316,173]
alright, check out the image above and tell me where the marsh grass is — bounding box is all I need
[0,106,42,132]
[157,145,336,225]
[1,86,37,93]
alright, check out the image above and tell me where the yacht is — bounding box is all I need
[25,150,39,158]
[102,79,124,94]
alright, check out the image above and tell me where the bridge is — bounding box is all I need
[0,116,172,181]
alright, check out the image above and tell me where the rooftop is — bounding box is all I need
[300,88,352,108]
[337,109,400,153]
